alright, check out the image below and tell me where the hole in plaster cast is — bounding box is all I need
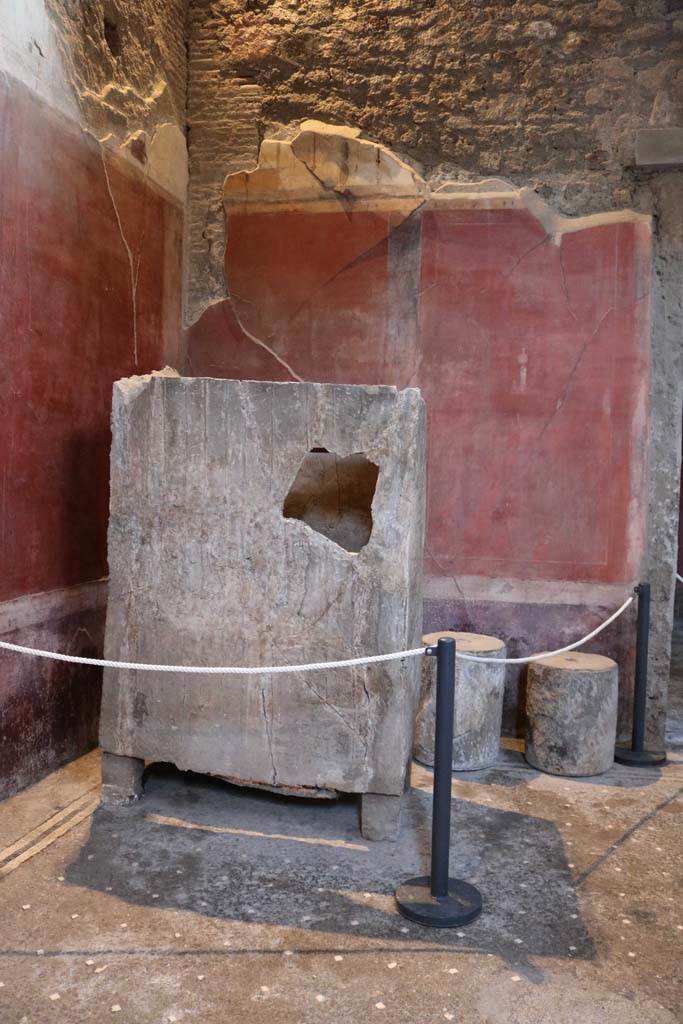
[283,449,379,553]
[103,14,122,58]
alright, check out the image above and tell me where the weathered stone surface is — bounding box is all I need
[360,792,402,842]
[414,631,506,771]
[101,752,144,806]
[100,375,426,825]
[0,0,190,193]
[525,652,619,777]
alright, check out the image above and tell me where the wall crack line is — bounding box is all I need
[227,299,304,383]
[537,305,615,440]
[100,148,140,366]
[424,542,472,625]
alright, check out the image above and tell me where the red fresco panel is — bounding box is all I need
[0,76,183,602]
[418,208,650,583]
[225,208,402,384]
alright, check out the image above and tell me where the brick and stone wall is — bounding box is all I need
[185,0,682,319]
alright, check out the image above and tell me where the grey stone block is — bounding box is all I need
[99,375,426,836]
[635,128,683,169]
[414,631,507,770]
[525,653,619,777]
[360,792,402,841]
[101,752,144,805]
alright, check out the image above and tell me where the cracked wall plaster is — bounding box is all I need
[0,71,185,795]
[208,136,651,601]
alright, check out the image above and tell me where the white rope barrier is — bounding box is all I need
[676,572,683,585]
[0,595,634,674]
[0,639,427,674]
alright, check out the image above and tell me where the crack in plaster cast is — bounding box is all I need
[222,147,425,382]
[260,686,278,786]
[288,198,426,319]
[301,676,369,756]
[292,154,355,220]
[417,232,552,308]
[501,233,553,281]
[291,129,425,207]
[306,583,347,628]
[558,245,580,327]
[227,190,427,379]
[227,299,304,383]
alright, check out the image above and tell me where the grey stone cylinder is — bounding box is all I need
[525,652,618,777]
[414,630,507,771]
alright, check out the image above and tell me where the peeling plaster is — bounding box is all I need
[217,125,651,395]
[224,127,649,232]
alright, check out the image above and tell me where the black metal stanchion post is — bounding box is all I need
[395,637,483,927]
[615,583,667,767]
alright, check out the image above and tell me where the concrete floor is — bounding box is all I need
[1,728,681,1024]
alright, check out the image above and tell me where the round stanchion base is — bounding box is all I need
[614,745,667,767]
[395,876,482,928]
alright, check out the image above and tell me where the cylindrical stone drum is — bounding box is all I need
[414,630,507,771]
[525,652,618,777]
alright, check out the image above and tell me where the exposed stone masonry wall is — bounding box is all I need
[46,0,188,141]
[186,0,682,318]
[1,0,189,198]
[185,0,261,315]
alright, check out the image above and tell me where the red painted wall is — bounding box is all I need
[0,75,183,796]
[187,202,651,587]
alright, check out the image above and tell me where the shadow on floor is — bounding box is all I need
[65,764,595,979]
[443,748,663,789]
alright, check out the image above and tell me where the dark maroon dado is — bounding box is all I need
[0,586,107,800]
[0,75,183,796]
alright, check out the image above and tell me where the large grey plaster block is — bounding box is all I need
[100,375,426,805]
